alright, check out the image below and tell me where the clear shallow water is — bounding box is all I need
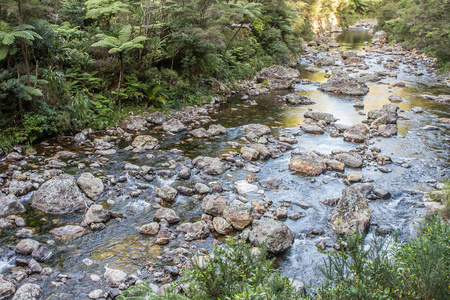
[0,29,449,297]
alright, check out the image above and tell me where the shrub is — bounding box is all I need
[319,213,450,299]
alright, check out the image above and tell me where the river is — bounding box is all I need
[0,29,449,298]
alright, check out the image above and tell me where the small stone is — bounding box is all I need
[347,171,363,182]
[88,289,104,299]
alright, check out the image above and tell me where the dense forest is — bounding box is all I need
[0,0,448,153]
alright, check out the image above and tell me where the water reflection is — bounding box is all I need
[333,29,372,50]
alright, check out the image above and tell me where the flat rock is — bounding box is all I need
[50,225,85,240]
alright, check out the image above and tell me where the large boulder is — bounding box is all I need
[77,173,104,200]
[31,174,91,214]
[368,104,398,127]
[289,155,326,176]
[329,187,371,235]
[202,194,227,216]
[192,156,226,175]
[255,65,300,90]
[120,116,147,131]
[13,283,42,300]
[223,204,253,230]
[0,194,25,217]
[318,69,369,96]
[249,219,295,254]
[162,119,186,133]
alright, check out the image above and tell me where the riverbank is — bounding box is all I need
[0,29,449,299]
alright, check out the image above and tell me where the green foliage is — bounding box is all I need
[119,238,299,300]
[319,213,450,299]
[375,0,450,67]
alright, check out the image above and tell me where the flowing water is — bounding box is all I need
[0,29,449,298]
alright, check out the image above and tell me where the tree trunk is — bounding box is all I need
[226,24,243,50]
[117,52,124,100]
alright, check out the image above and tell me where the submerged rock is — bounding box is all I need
[249,219,294,254]
[318,69,369,96]
[329,187,371,235]
[31,174,91,214]
[50,225,85,240]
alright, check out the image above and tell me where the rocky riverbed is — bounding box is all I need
[0,29,449,299]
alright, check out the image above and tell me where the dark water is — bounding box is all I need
[0,29,449,298]
[333,28,372,51]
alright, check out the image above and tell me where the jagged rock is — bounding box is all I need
[156,225,172,245]
[153,208,180,224]
[77,173,104,200]
[202,195,227,216]
[329,187,371,235]
[223,204,253,230]
[31,174,91,214]
[304,111,336,124]
[139,222,160,236]
[84,205,110,225]
[156,186,178,202]
[255,65,300,90]
[213,217,233,235]
[162,119,186,133]
[0,194,25,217]
[368,104,398,126]
[343,124,369,143]
[249,219,294,254]
[289,155,326,175]
[50,225,85,240]
[192,156,226,175]
[131,135,159,150]
[319,69,369,96]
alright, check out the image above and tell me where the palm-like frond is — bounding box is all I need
[118,25,132,43]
